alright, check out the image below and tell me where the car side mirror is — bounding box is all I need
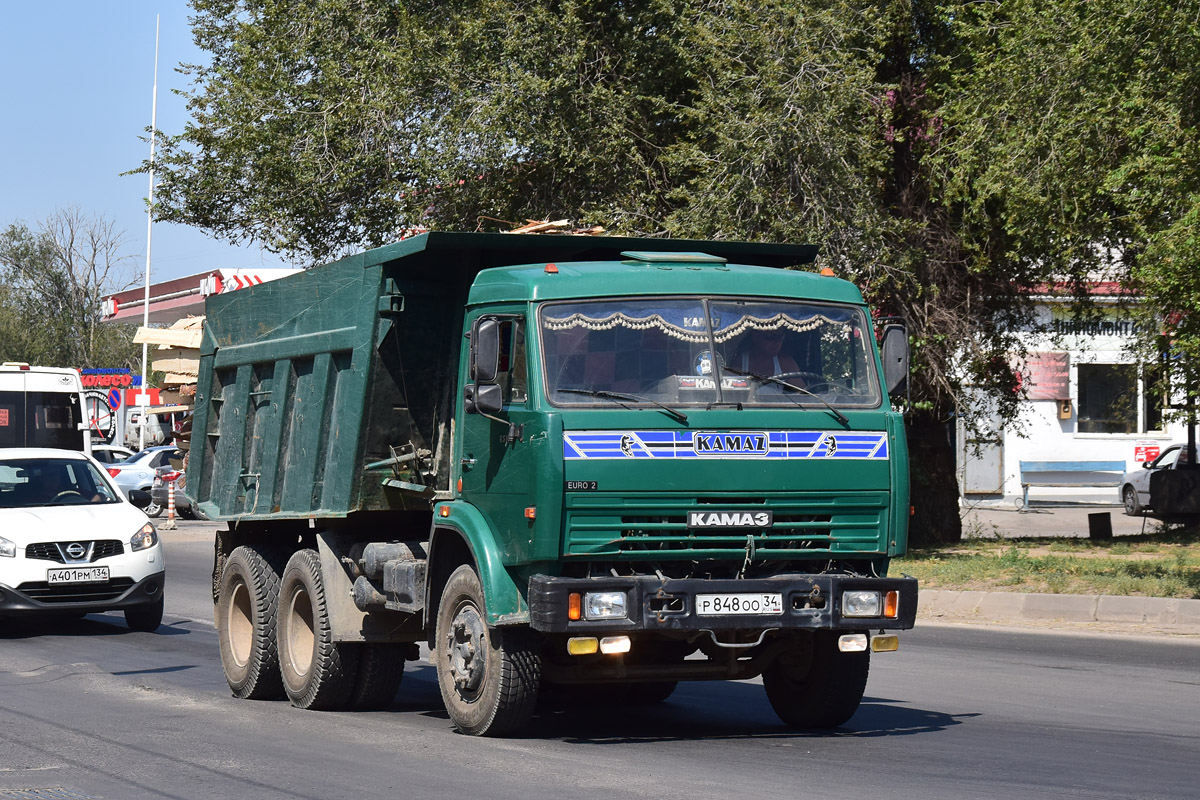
[128,488,152,509]
[880,323,909,396]
[470,318,501,384]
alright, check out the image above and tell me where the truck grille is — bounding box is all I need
[564,493,889,560]
[25,540,125,564]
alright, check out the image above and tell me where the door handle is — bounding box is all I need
[461,456,477,471]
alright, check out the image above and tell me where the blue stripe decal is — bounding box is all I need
[562,431,889,460]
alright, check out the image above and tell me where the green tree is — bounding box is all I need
[158,0,1185,543]
[0,209,142,369]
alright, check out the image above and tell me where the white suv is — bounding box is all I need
[0,448,166,630]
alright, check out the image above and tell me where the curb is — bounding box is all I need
[919,589,1200,631]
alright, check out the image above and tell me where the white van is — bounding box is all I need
[0,364,91,454]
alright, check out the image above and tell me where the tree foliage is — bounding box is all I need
[0,209,142,369]
[150,0,1200,543]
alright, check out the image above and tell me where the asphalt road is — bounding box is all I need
[1,524,1197,800]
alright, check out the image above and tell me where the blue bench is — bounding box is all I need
[1018,461,1126,509]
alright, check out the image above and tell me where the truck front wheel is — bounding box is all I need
[216,545,288,700]
[276,548,360,710]
[762,631,870,729]
[434,564,540,736]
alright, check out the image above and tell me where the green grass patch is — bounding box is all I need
[894,528,1200,598]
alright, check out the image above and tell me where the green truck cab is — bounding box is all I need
[192,232,917,735]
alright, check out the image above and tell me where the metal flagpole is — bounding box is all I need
[138,15,160,452]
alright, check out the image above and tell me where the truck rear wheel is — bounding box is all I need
[276,548,360,710]
[347,643,406,710]
[216,545,288,700]
[435,564,540,736]
[762,631,870,729]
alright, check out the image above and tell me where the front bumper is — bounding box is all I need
[0,570,165,615]
[528,573,918,633]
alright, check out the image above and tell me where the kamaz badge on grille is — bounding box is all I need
[688,510,774,528]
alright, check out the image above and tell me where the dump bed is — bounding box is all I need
[190,232,817,521]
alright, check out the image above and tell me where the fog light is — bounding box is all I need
[838,633,869,652]
[599,635,631,655]
[871,634,900,652]
[843,590,881,618]
[567,637,599,655]
[584,591,628,620]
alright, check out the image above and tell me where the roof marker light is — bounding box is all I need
[545,263,558,273]
[820,267,835,277]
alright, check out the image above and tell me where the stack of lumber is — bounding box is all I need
[134,316,203,387]
[503,219,606,236]
[133,316,204,450]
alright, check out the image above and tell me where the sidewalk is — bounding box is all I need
[916,502,1200,637]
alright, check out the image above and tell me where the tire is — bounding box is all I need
[435,564,540,736]
[276,548,359,710]
[762,631,870,729]
[144,499,163,517]
[216,544,289,700]
[1122,485,1144,516]
[347,643,407,710]
[125,595,164,632]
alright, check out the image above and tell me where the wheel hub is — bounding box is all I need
[448,605,487,694]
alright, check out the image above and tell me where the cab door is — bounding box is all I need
[458,314,547,563]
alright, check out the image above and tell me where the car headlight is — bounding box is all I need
[0,536,14,558]
[584,591,628,620]
[842,590,882,617]
[130,523,158,552]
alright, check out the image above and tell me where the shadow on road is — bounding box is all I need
[393,662,974,742]
[0,614,191,639]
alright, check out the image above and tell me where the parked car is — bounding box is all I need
[0,448,166,630]
[90,444,135,465]
[105,445,183,517]
[150,463,204,520]
[1120,443,1191,515]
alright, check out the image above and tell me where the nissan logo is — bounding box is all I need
[65,542,87,560]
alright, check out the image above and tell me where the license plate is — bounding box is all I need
[47,566,109,585]
[696,592,783,616]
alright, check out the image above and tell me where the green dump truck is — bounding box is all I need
[192,232,917,735]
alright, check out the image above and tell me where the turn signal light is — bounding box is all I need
[568,592,582,621]
[884,590,899,619]
[439,506,450,518]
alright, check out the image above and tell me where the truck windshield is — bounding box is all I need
[541,297,881,408]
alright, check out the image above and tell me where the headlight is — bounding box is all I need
[842,590,882,617]
[0,536,14,558]
[584,591,628,620]
[130,523,158,552]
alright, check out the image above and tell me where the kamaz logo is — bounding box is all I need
[693,433,769,456]
[688,511,774,529]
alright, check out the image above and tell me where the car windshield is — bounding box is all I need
[0,457,122,508]
[541,297,881,408]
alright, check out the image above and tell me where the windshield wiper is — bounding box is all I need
[721,367,850,427]
[558,388,689,424]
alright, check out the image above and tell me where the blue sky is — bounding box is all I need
[0,3,292,287]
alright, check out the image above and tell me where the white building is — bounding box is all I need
[958,284,1183,505]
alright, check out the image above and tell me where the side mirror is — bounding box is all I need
[470,318,501,384]
[880,323,909,396]
[464,383,503,416]
[128,488,152,509]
